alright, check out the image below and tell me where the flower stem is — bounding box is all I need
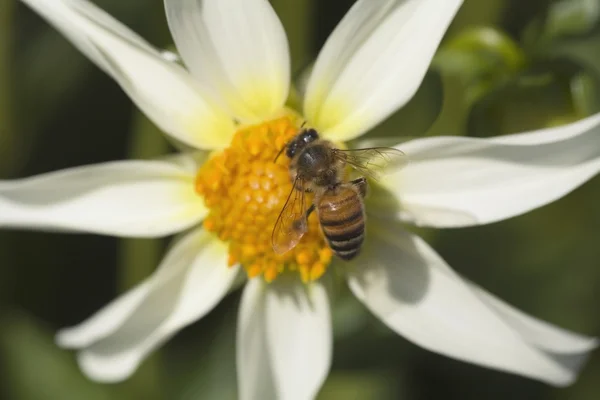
[119,112,169,287]
[271,0,314,73]
[0,0,16,174]
[0,0,15,308]
[118,112,169,399]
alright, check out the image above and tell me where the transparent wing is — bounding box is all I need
[332,147,408,181]
[271,177,309,254]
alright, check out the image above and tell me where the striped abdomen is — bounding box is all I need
[317,185,365,260]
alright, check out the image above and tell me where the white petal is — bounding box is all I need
[304,0,462,141]
[347,222,597,386]
[56,281,153,349]
[468,284,598,354]
[237,279,278,400]
[265,279,332,400]
[383,112,600,228]
[165,0,290,121]
[0,157,204,237]
[57,228,239,382]
[21,0,235,149]
[237,278,332,400]
[487,112,600,145]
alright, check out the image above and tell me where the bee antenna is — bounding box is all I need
[274,145,286,163]
[300,121,307,129]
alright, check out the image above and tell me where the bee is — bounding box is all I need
[271,128,406,260]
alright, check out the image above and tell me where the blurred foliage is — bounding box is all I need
[1,0,600,399]
[0,312,124,400]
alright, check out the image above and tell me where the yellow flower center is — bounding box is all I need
[195,116,333,283]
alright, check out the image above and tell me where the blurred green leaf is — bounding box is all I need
[542,30,600,92]
[423,26,528,137]
[570,71,600,116]
[440,26,526,72]
[434,26,527,106]
[525,0,600,46]
[467,58,598,136]
[0,311,126,400]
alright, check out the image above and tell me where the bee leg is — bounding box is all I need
[351,177,368,198]
[293,205,315,231]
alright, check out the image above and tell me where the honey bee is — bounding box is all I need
[271,128,406,260]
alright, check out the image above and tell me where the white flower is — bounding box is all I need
[4,0,599,398]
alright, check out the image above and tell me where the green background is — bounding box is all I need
[0,0,599,399]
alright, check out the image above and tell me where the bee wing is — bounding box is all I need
[271,178,309,254]
[332,147,408,181]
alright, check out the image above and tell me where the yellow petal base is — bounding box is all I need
[195,116,333,282]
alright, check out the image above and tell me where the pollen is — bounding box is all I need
[195,116,333,282]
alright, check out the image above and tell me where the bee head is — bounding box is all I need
[286,129,319,158]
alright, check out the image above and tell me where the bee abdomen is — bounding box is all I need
[323,219,364,260]
[319,189,365,261]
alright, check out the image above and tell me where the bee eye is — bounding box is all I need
[302,129,319,144]
[286,142,298,158]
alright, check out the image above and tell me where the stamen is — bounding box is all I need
[195,116,333,282]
